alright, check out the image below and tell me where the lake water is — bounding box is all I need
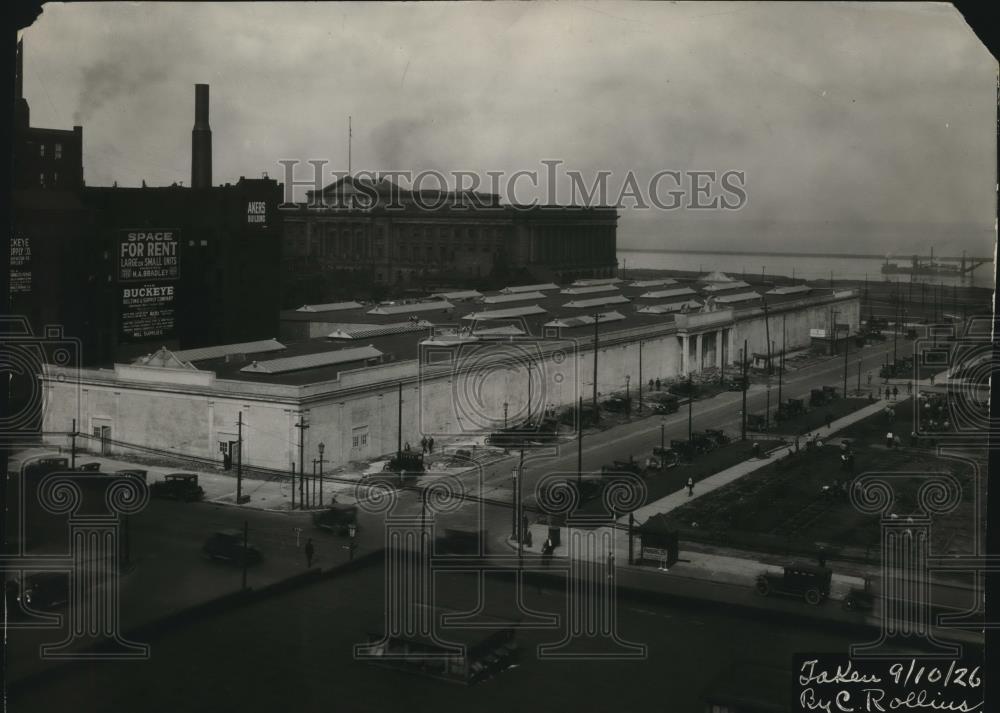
[618,249,995,288]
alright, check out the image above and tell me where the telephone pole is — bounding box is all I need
[778,315,786,405]
[397,382,403,460]
[740,339,748,441]
[236,412,244,504]
[592,311,600,418]
[295,416,309,509]
[687,373,693,440]
[577,396,584,485]
[842,328,849,396]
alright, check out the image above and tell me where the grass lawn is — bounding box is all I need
[660,400,983,560]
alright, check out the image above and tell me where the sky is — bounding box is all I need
[20,1,997,257]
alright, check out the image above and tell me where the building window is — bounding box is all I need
[53,171,59,184]
[39,144,45,157]
[39,172,45,187]
[54,143,63,159]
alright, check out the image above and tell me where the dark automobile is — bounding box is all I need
[775,398,807,422]
[6,572,70,612]
[313,504,358,535]
[651,394,680,414]
[382,450,425,475]
[725,375,749,391]
[755,563,832,605]
[486,419,559,448]
[600,396,630,413]
[150,473,205,502]
[203,529,262,566]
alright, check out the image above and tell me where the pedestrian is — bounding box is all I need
[867,372,872,386]
[907,381,912,395]
[428,436,435,454]
[930,373,935,386]
[687,477,694,497]
[752,441,760,458]
[404,441,411,451]
[825,413,832,429]
[420,436,428,453]
[886,431,893,449]
[892,386,899,400]
[655,378,661,391]
[817,549,827,568]
[794,436,800,453]
[304,538,315,568]
[542,537,554,566]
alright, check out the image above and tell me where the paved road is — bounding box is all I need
[7,559,916,713]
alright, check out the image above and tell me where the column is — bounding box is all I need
[680,335,689,375]
[695,334,703,373]
[716,329,724,368]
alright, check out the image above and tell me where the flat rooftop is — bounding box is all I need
[128,276,848,386]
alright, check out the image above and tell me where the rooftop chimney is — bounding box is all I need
[191,84,212,188]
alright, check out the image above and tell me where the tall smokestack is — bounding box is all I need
[191,83,212,188]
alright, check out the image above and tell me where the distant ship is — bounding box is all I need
[881,249,973,276]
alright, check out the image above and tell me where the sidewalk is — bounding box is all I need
[8,440,509,513]
[626,395,902,524]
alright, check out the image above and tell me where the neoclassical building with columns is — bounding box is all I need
[40,275,860,473]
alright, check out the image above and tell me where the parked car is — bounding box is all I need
[600,396,630,413]
[755,563,832,605]
[382,451,425,475]
[6,572,70,612]
[313,504,358,536]
[651,394,680,414]
[202,529,262,566]
[150,473,205,502]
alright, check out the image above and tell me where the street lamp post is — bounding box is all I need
[317,442,326,508]
[511,466,519,541]
[687,373,694,440]
[625,374,631,416]
[503,402,509,429]
[637,342,643,414]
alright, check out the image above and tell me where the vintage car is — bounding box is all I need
[150,473,205,502]
[313,504,359,536]
[755,563,832,605]
[202,529,262,566]
[382,450,426,476]
[650,394,680,414]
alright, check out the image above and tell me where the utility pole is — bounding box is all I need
[660,422,665,451]
[741,339,748,441]
[236,412,244,504]
[637,341,643,414]
[577,396,584,485]
[778,315,786,405]
[687,373,693,440]
[761,295,772,374]
[70,418,77,470]
[856,359,862,393]
[317,442,326,508]
[592,311,600,418]
[517,448,525,562]
[295,417,309,509]
[397,382,403,461]
[842,329,849,396]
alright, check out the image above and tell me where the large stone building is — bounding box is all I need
[41,274,860,472]
[280,176,619,290]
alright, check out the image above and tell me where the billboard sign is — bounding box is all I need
[118,230,179,282]
[9,235,31,294]
[246,200,268,227]
[118,230,179,342]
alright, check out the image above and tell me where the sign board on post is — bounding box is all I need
[118,230,179,342]
[809,328,827,339]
